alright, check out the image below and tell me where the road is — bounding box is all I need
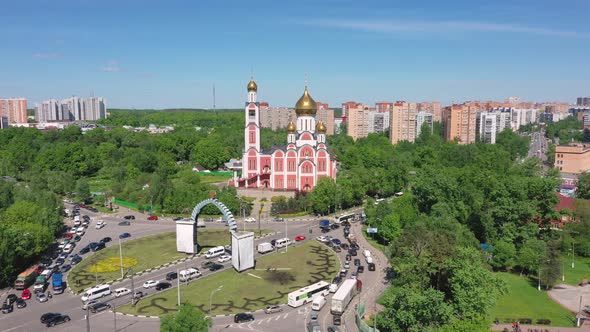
[528,130,549,162]
[0,205,389,332]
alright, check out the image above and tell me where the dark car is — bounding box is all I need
[71,256,82,265]
[209,263,224,272]
[155,282,172,291]
[40,259,52,267]
[345,254,351,261]
[100,237,112,243]
[321,227,330,233]
[333,246,342,253]
[330,224,340,230]
[55,258,65,266]
[166,272,178,281]
[172,217,183,221]
[332,276,342,284]
[73,235,82,242]
[40,313,60,324]
[123,215,135,220]
[351,243,360,250]
[88,242,100,250]
[234,313,255,323]
[82,215,90,221]
[368,263,376,271]
[340,243,349,250]
[46,314,71,327]
[6,294,18,304]
[328,326,341,332]
[201,261,214,269]
[51,265,60,274]
[354,258,361,266]
[60,264,71,273]
[92,242,105,252]
[331,239,342,245]
[357,265,365,273]
[89,302,111,313]
[15,298,26,309]
[79,246,90,255]
[118,221,131,226]
[2,303,13,314]
[49,251,60,260]
[270,239,277,246]
[119,232,131,239]
[349,249,357,256]
[332,314,342,325]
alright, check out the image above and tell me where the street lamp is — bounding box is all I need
[209,285,223,315]
[118,238,124,279]
[572,242,575,269]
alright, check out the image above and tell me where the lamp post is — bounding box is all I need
[538,261,542,291]
[209,285,223,315]
[572,242,575,269]
[119,238,124,279]
[177,268,181,306]
[373,304,378,332]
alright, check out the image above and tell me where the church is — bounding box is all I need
[230,78,337,191]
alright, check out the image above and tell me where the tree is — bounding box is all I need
[489,240,516,271]
[160,304,210,332]
[310,177,336,215]
[75,178,92,203]
[577,172,590,199]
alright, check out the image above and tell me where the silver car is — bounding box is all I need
[36,293,48,303]
[264,305,282,314]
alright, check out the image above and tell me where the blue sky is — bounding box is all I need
[1,0,589,109]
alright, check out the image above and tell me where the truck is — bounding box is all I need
[319,219,330,230]
[257,242,274,254]
[331,279,361,315]
[52,272,63,294]
[347,234,358,245]
[14,266,38,290]
[33,275,47,291]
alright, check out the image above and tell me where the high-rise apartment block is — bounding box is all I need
[35,96,106,122]
[375,102,393,113]
[0,98,27,124]
[418,102,442,122]
[347,105,371,140]
[368,111,390,134]
[491,107,538,131]
[259,106,295,131]
[577,97,590,106]
[0,117,8,129]
[389,101,418,144]
[477,111,511,144]
[416,111,434,138]
[316,106,335,135]
[443,104,478,144]
[341,101,361,117]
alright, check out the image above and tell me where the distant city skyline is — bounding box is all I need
[2,0,590,108]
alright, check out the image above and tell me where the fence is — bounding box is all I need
[198,171,233,176]
[113,199,139,210]
[356,303,380,332]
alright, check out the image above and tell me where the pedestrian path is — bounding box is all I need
[493,323,590,331]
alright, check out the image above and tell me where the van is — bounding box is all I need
[205,246,225,259]
[274,238,292,248]
[363,250,371,258]
[311,295,326,311]
[366,256,373,264]
[179,268,201,282]
[329,283,338,293]
[113,287,131,298]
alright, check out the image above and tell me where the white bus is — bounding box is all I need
[287,281,330,308]
[81,284,111,302]
[335,213,356,224]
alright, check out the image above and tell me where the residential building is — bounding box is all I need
[35,96,107,122]
[347,105,371,140]
[583,114,590,128]
[368,111,389,134]
[60,96,82,120]
[0,117,8,129]
[341,101,361,117]
[83,97,106,121]
[416,111,433,137]
[0,98,27,123]
[477,111,511,144]
[315,106,335,135]
[375,102,393,113]
[259,107,295,130]
[35,99,59,122]
[418,102,442,122]
[492,107,538,130]
[442,104,477,144]
[555,143,590,174]
[390,101,418,144]
[539,112,569,124]
[577,97,590,106]
[230,78,336,191]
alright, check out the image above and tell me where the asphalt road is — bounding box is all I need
[529,130,549,161]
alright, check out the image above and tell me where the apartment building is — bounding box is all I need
[259,106,296,130]
[418,102,442,122]
[347,105,371,140]
[35,96,106,122]
[368,111,390,134]
[0,98,27,124]
[477,111,511,144]
[316,106,335,135]
[0,117,8,129]
[341,101,362,117]
[416,111,434,138]
[375,102,393,113]
[443,104,478,144]
[555,143,590,174]
[389,101,418,144]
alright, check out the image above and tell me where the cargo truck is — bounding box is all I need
[257,242,274,254]
[52,272,63,294]
[33,275,47,291]
[14,266,38,290]
[331,279,361,315]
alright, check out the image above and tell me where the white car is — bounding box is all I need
[344,261,350,269]
[244,217,256,223]
[218,255,231,263]
[315,236,329,243]
[113,287,131,297]
[143,280,158,289]
[95,220,106,229]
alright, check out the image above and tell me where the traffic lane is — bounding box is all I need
[210,306,309,332]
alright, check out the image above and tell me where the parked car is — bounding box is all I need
[6,294,18,304]
[244,217,256,223]
[123,215,135,220]
[155,282,172,291]
[60,264,71,273]
[333,246,342,253]
[15,298,26,309]
[354,258,361,266]
[340,243,349,250]
[201,261,214,269]
[368,262,376,271]
[147,215,158,221]
[71,255,82,265]
[328,326,341,332]
[264,305,283,314]
[270,239,277,246]
[118,221,131,226]
[330,224,340,230]
[217,255,231,263]
[73,235,82,242]
[89,302,110,313]
[143,280,158,289]
[45,314,71,327]
[344,261,350,269]
[234,313,255,323]
[21,289,31,300]
[40,312,61,324]
[315,236,329,243]
[209,263,224,272]
[339,269,347,278]
[95,220,106,229]
[59,253,69,260]
[119,233,131,239]
[2,303,13,314]
[295,235,306,241]
[332,276,342,284]
[79,246,90,255]
[357,265,365,273]
[92,242,105,252]
[55,258,65,266]
[36,293,48,303]
[166,272,178,280]
[81,300,98,310]
[349,250,357,256]
[100,237,112,243]
[272,217,284,222]
[331,238,342,245]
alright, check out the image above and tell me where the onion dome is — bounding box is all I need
[316,121,326,133]
[287,120,296,133]
[247,78,257,92]
[295,86,317,116]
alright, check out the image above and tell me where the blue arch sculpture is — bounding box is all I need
[190,198,238,231]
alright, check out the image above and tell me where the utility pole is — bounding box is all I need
[177,268,180,306]
[119,238,124,278]
[113,309,117,332]
[572,242,575,269]
[86,305,90,332]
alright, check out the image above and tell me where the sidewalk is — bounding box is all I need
[493,323,590,331]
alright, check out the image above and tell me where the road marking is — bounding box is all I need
[282,313,289,319]
[275,315,281,321]
[247,273,261,279]
[2,323,30,332]
[257,320,263,325]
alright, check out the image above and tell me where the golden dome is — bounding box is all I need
[247,78,257,92]
[316,121,326,133]
[287,121,296,133]
[295,86,317,116]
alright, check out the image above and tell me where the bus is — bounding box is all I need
[287,281,330,308]
[81,284,111,302]
[335,213,356,224]
[14,266,38,290]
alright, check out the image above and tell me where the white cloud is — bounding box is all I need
[300,19,580,37]
[102,60,121,73]
[32,53,63,59]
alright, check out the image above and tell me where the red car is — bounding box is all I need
[148,215,158,221]
[21,289,31,300]
[65,232,74,240]
[295,235,306,242]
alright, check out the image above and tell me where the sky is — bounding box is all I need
[1,0,590,109]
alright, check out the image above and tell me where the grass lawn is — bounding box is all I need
[199,174,232,184]
[116,241,341,316]
[68,229,272,293]
[490,272,575,327]
[562,255,590,286]
[88,177,112,193]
